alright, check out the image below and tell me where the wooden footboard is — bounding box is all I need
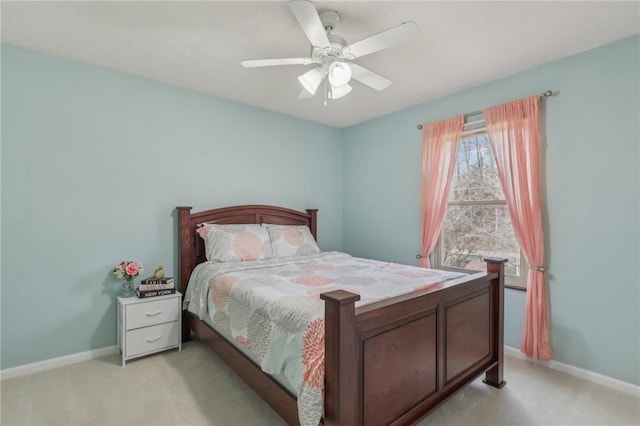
[321,259,505,426]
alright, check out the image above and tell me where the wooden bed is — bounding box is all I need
[177,204,506,426]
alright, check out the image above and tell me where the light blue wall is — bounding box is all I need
[342,35,640,386]
[1,45,343,369]
[2,36,639,387]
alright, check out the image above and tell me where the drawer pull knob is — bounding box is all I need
[146,336,162,343]
[145,310,162,317]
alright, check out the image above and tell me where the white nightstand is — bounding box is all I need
[117,292,182,366]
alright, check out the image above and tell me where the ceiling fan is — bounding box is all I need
[240,0,419,103]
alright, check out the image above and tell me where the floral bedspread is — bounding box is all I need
[186,252,466,426]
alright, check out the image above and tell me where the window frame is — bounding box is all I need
[432,125,528,291]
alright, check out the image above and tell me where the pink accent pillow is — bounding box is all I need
[197,224,274,262]
[266,225,320,258]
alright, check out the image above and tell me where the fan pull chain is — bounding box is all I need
[324,78,328,106]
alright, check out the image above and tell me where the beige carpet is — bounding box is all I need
[1,340,638,426]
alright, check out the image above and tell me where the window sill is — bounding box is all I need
[505,283,526,291]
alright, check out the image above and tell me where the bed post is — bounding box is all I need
[483,258,507,388]
[320,290,361,426]
[177,206,193,342]
[306,208,318,240]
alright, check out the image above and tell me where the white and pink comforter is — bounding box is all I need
[186,251,466,426]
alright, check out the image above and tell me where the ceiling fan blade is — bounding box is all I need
[288,0,330,48]
[350,63,392,91]
[346,21,418,59]
[241,58,314,68]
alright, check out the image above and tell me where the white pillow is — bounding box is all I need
[266,225,320,258]
[197,224,274,262]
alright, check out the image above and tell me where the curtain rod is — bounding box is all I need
[416,90,553,130]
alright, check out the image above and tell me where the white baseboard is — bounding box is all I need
[2,344,638,398]
[505,345,640,397]
[0,346,118,381]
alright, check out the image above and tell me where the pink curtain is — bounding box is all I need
[419,116,464,268]
[483,96,553,360]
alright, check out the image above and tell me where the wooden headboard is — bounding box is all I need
[176,205,318,296]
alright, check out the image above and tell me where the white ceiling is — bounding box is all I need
[2,1,639,128]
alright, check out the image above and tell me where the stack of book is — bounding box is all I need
[136,276,175,298]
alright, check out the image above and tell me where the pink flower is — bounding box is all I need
[283,228,304,246]
[112,260,142,281]
[302,318,325,389]
[124,262,139,276]
[196,226,210,239]
[292,276,333,286]
[233,232,262,261]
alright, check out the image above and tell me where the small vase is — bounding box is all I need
[121,280,135,297]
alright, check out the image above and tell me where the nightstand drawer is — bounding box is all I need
[125,298,180,330]
[125,321,180,357]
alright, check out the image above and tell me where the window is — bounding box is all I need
[433,131,527,289]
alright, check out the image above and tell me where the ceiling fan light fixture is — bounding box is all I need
[329,83,352,100]
[328,61,352,87]
[298,67,326,96]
